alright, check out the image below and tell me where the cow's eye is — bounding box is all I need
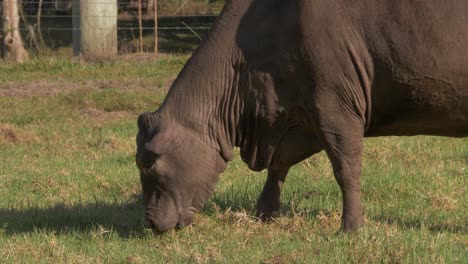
[142,158,154,169]
[138,150,159,169]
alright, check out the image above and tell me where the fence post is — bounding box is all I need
[138,0,143,52]
[73,0,118,56]
[154,0,158,54]
[72,0,80,56]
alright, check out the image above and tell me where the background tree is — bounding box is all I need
[1,0,28,62]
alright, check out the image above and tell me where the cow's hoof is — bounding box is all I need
[256,210,280,222]
[341,215,365,232]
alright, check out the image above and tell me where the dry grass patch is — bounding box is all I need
[262,252,303,264]
[315,210,342,231]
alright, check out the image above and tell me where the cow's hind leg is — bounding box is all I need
[256,167,289,221]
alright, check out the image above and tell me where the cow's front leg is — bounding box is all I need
[256,126,321,221]
[256,167,289,221]
[319,127,365,232]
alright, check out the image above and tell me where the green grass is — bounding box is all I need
[0,55,467,263]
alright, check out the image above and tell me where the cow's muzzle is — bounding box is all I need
[145,207,197,234]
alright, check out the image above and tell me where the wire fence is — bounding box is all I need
[0,0,222,53]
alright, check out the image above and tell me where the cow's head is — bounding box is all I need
[136,112,226,234]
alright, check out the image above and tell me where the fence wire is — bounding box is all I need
[14,26,213,31]
[0,1,220,32]
[0,1,221,52]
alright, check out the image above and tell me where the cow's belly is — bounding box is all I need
[365,113,468,137]
[365,76,468,137]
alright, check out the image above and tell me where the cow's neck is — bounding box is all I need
[160,51,285,171]
[160,6,246,163]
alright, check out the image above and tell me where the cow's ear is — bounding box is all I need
[137,111,159,137]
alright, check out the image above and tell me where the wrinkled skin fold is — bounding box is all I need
[136,0,468,234]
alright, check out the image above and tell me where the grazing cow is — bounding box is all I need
[136,0,468,233]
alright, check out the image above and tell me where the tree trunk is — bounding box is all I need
[2,0,28,62]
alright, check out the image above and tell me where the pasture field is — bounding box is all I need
[0,54,467,263]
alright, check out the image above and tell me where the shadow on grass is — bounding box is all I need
[372,215,467,234]
[1,196,464,236]
[0,199,146,238]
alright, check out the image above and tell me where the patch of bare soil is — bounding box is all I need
[0,80,82,97]
[92,79,161,91]
[0,79,166,97]
[0,126,18,144]
[73,52,172,64]
[0,124,42,145]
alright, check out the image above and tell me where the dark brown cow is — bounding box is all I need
[136,0,468,233]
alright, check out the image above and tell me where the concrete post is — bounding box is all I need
[73,0,117,56]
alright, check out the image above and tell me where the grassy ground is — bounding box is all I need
[0,54,466,263]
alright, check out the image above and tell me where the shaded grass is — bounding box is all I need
[0,55,467,263]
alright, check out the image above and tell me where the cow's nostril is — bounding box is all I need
[176,209,195,229]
